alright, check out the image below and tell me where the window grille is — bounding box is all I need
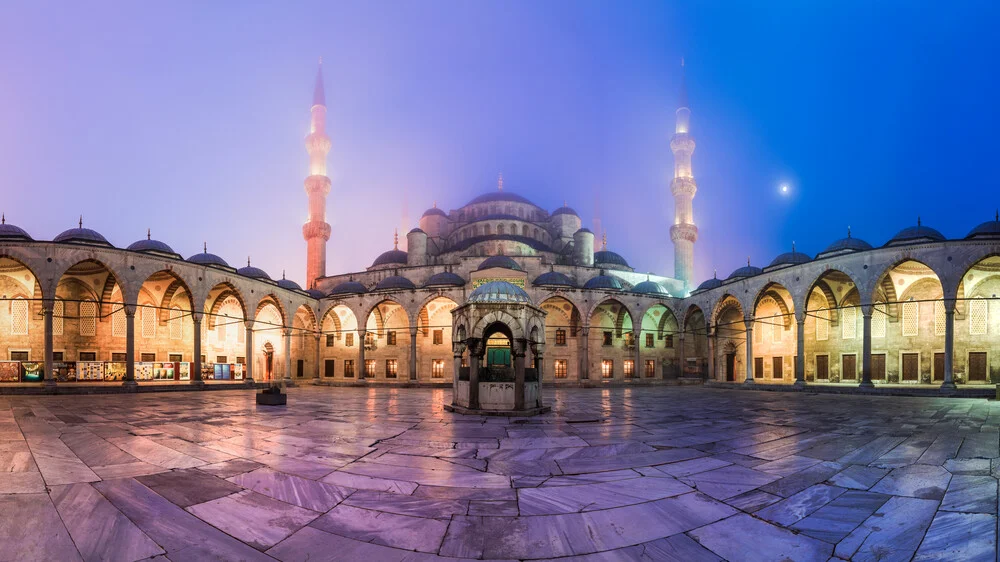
[645,333,654,348]
[815,309,829,341]
[53,299,64,336]
[902,301,919,336]
[141,306,156,339]
[554,360,567,378]
[555,329,566,346]
[970,297,988,336]
[112,302,126,337]
[934,301,946,336]
[645,360,655,378]
[433,330,443,345]
[170,307,183,340]
[10,298,28,336]
[385,359,397,378]
[601,359,613,378]
[624,360,634,378]
[872,302,887,338]
[432,360,445,378]
[80,300,97,336]
[841,307,857,340]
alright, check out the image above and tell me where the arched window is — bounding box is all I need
[815,309,829,341]
[485,224,492,236]
[872,302,887,338]
[10,297,28,336]
[934,301,946,336]
[112,302,126,338]
[522,225,529,237]
[510,223,517,235]
[970,297,988,336]
[841,307,857,340]
[141,305,156,339]
[497,224,504,235]
[533,228,540,239]
[902,300,919,336]
[80,300,97,336]
[53,299,64,336]
[170,307,183,340]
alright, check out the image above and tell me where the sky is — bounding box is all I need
[1,1,998,287]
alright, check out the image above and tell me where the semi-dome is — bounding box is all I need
[329,281,368,296]
[467,192,535,206]
[967,214,1000,239]
[818,230,873,257]
[425,271,465,287]
[728,264,762,280]
[552,206,579,217]
[632,280,669,295]
[372,249,408,268]
[468,280,531,304]
[237,261,271,280]
[127,231,178,257]
[305,289,326,299]
[768,249,811,268]
[374,275,416,291]
[54,222,112,247]
[477,255,523,271]
[188,248,231,268]
[533,271,576,288]
[0,217,32,241]
[584,275,623,290]
[594,250,630,268]
[696,277,723,292]
[887,219,946,245]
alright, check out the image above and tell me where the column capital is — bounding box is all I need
[743,316,754,329]
[409,326,418,336]
[942,298,957,314]
[124,303,137,317]
[282,328,293,338]
[244,319,255,330]
[860,303,873,317]
[192,311,204,323]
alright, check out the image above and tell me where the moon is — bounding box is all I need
[780,184,790,194]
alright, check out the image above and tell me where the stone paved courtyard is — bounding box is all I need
[1,387,998,561]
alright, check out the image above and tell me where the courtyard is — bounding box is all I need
[1,386,997,561]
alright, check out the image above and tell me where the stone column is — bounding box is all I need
[744,316,754,384]
[514,341,526,411]
[43,298,55,388]
[795,313,806,387]
[283,328,293,385]
[677,332,686,379]
[314,334,321,381]
[244,320,254,383]
[533,343,545,408]
[634,327,642,381]
[706,325,715,381]
[409,327,418,381]
[860,305,873,388]
[468,340,480,409]
[579,326,590,380]
[192,313,204,385]
[124,304,137,387]
[452,343,464,405]
[942,300,956,391]
[358,329,367,380]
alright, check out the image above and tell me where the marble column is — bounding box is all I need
[244,321,254,383]
[514,342,526,411]
[192,313,204,385]
[452,344,464,405]
[358,329,367,380]
[633,327,642,381]
[579,327,590,380]
[283,328,293,385]
[43,298,55,388]
[795,314,806,387]
[677,332,686,379]
[706,325,715,381]
[409,327,418,381]
[942,300,956,391]
[744,316,754,384]
[124,304,137,387]
[314,334,321,381]
[468,342,480,409]
[860,305,873,388]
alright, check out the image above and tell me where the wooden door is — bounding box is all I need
[872,354,886,380]
[902,353,919,381]
[933,353,944,382]
[772,357,783,379]
[754,357,764,379]
[816,355,829,380]
[324,359,335,378]
[296,359,304,378]
[969,352,988,381]
[725,354,735,381]
[842,354,857,380]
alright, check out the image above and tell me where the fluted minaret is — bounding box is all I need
[669,58,698,291]
[303,59,332,287]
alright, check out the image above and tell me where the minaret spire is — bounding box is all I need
[303,58,333,287]
[670,58,698,291]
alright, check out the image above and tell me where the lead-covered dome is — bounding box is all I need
[594,250,630,269]
[477,255,523,271]
[728,265,762,280]
[886,219,946,246]
[768,250,811,268]
[371,249,408,268]
[552,206,579,217]
[127,231,179,257]
[467,192,535,206]
[237,262,271,280]
[468,280,531,304]
[374,275,415,291]
[817,230,873,257]
[188,249,231,268]
[329,281,368,296]
[0,217,32,241]
[277,276,302,291]
[696,277,723,292]
[967,215,1000,239]
[305,289,326,299]
[54,224,112,247]
[632,280,669,295]
[425,271,465,287]
[584,275,623,290]
[533,271,576,288]
[422,207,447,218]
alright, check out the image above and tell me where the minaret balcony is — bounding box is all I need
[304,175,332,196]
[670,176,698,198]
[305,133,331,154]
[670,133,695,154]
[670,223,699,243]
[302,221,331,241]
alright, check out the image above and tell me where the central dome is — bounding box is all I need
[477,255,523,271]
[466,192,536,206]
[468,280,531,304]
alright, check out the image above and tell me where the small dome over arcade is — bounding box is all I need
[54,217,112,247]
[584,274,623,290]
[468,280,531,304]
[728,259,762,280]
[188,243,231,269]
[237,258,271,280]
[966,212,1000,239]
[632,280,669,295]
[127,229,179,258]
[477,255,523,271]
[425,271,466,287]
[371,230,408,268]
[374,275,416,291]
[305,289,326,299]
[0,215,32,241]
[329,280,368,296]
[533,271,576,288]
[276,271,301,291]
[886,218,946,246]
[817,227,873,258]
[695,273,723,292]
[768,243,811,269]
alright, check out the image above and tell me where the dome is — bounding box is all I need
[533,271,576,288]
[477,255,523,271]
[54,226,111,247]
[374,275,416,291]
[696,277,723,292]
[329,281,368,296]
[575,228,594,235]
[188,251,231,268]
[237,264,271,280]
[967,217,1000,239]
[277,278,302,291]
[768,250,811,268]
[632,280,669,295]
[584,275,623,290]
[0,218,32,241]
[371,249,408,268]
[422,207,447,218]
[305,289,326,299]
[728,265,762,280]
[468,280,531,304]
[594,250,630,268]
[887,220,946,245]
[425,271,466,287]
[127,233,178,257]
[408,227,426,235]
[552,206,579,217]
[819,232,873,257]
[467,192,536,206]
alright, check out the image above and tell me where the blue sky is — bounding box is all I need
[1,1,996,285]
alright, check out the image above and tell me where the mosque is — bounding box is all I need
[1,62,999,396]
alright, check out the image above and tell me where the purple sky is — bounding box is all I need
[2,2,997,286]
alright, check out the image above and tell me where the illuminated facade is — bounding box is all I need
[1,66,999,393]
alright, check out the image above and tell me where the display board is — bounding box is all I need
[179,362,190,381]
[53,362,77,382]
[0,361,20,382]
[21,363,43,382]
[136,362,155,381]
[78,362,104,381]
[104,362,126,381]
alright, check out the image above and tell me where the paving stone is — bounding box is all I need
[834,496,939,561]
[137,467,244,507]
[690,513,833,562]
[869,464,952,500]
[940,474,997,513]
[913,511,995,561]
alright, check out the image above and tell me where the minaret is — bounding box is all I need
[669,58,698,290]
[303,58,332,287]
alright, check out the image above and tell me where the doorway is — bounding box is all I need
[725,353,735,381]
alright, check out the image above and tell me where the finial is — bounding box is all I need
[847,226,851,238]
[203,241,207,253]
[78,215,83,229]
[433,200,437,208]
[563,199,567,207]
[247,256,251,267]
[497,172,504,192]
[792,241,796,253]
[1,214,4,225]
[282,269,286,280]
[917,216,921,227]
[747,256,751,267]
[646,273,650,281]
[602,231,607,250]
[393,229,398,249]
[147,228,151,240]
[713,269,717,279]
[995,209,999,222]
[318,56,323,65]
